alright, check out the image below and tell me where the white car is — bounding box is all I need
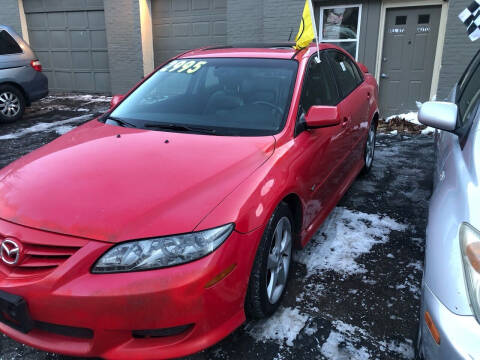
[417,49,480,359]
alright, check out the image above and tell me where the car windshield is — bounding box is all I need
[109,58,298,136]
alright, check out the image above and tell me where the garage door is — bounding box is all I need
[152,0,227,66]
[23,0,110,93]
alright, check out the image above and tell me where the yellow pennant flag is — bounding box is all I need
[294,0,316,50]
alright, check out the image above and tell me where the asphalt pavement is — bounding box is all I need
[0,96,434,360]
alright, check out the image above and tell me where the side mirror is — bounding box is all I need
[418,101,458,132]
[357,62,369,73]
[110,94,125,109]
[305,106,340,129]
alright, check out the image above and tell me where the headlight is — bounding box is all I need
[460,222,480,322]
[92,224,234,273]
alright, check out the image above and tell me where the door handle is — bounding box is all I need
[381,73,389,79]
[342,116,349,127]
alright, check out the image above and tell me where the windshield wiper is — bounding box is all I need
[144,123,217,135]
[106,116,137,128]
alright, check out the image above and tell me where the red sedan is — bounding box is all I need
[0,43,378,359]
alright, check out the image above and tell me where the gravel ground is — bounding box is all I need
[0,96,434,360]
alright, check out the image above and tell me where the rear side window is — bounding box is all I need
[0,30,22,55]
[351,61,364,83]
[326,51,362,98]
[300,53,340,112]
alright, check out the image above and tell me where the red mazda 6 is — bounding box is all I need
[0,43,378,359]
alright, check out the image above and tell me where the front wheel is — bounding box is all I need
[361,119,377,174]
[245,202,293,319]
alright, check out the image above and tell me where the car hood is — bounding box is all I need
[0,120,275,242]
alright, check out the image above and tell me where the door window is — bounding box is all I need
[300,53,340,113]
[395,16,407,25]
[418,14,430,24]
[0,31,22,55]
[326,51,362,98]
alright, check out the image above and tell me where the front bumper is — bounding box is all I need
[0,218,263,359]
[419,282,480,360]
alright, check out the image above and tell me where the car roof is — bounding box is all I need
[178,43,341,60]
[0,25,14,33]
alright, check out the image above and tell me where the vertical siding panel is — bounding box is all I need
[437,0,478,99]
[0,0,23,36]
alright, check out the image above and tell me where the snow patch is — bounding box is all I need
[396,278,420,297]
[54,125,76,135]
[0,115,92,140]
[411,237,424,248]
[321,331,370,360]
[379,339,415,360]
[272,353,286,360]
[320,321,370,360]
[304,322,317,336]
[407,261,423,272]
[297,208,407,276]
[421,127,435,135]
[248,307,309,346]
[321,321,415,360]
[54,94,111,103]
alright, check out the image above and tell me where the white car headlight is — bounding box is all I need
[92,224,234,273]
[460,222,480,322]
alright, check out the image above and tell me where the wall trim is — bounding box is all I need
[17,0,29,44]
[374,0,449,100]
[139,0,154,76]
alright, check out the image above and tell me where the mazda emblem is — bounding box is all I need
[1,238,21,265]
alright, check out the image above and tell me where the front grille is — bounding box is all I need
[22,243,79,267]
[0,242,81,277]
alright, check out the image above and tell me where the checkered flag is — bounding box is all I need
[459,0,480,41]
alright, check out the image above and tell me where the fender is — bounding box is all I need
[365,73,380,121]
[194,139,306,236]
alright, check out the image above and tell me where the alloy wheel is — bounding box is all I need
[0,92,21,118]
[266,217,292,304]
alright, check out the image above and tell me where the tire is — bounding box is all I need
[245,202,294,319]
[361,119,377,175]
[0,85,26,123]
[415,322,424,360]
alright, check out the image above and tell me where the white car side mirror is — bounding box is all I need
[418,101,458,132]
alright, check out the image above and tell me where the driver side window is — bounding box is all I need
[300,53,340,114]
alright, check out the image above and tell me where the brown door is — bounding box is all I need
[379,6,441,117]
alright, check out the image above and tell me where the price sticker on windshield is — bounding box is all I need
[160,60,207,74]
